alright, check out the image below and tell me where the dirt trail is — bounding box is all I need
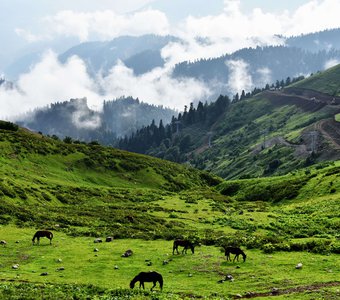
[263,87,340,112]
[315,119,340,150]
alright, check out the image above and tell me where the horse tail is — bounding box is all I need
[159,274,163,290]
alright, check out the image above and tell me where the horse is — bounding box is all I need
[32,230,53,245]
[130,271,163,291]
[224,246,246,262]
[172,239,196,255]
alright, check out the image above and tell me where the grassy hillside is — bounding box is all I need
[0,122,339,299]
[0,124,220,239]
[119,65,340,180]
[290,64,340,96]
[191,93,340,179]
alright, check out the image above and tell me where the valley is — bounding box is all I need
[1,4,340,299]
[0,123,339,299]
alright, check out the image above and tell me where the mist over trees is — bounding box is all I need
[173,46,340,96]
[16,97,176,144]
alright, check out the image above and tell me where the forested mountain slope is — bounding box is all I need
[118,65,340,179]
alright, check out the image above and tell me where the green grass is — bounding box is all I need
[290,64,340,95]
[0,226,339,299]
[0,125,339,299]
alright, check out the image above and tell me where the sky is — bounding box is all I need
[1,0,340,120]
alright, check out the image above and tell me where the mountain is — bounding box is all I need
[16,96,176,143]
[285,28,340,52]
[172,46,340,97]
[118,64,340,179]
[59,34,178,76]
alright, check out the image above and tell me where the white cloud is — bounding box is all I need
[15,28,45,43]
[324,58,340,69]
[285,0,340,36]
[162,0,340,65]
[0,51,210,123]
[16,9,170,42]
[256,67,272,87]
[225,59,253,94]
[0,51,102,120]
[100,61,210,109]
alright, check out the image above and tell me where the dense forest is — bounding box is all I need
[116,75,305,164]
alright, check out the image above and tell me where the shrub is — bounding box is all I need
[330,241,340,254]
[262,243,275,253]
[0,183,16,198]
[41,192,52,201]
[219,182,240,196]
[0,120,19,131]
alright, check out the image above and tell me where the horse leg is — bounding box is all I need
[37,237,40,245]
[233,254,238,262]
[151,281,156,291]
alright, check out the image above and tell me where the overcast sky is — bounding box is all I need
[1,0,340,119]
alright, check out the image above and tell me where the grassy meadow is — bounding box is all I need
[0,226,339,299]
[0,124,339,299]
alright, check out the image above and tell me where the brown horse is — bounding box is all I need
[130,271,163,291]
[32,230,53,245]
[224,246,246,262]
[173,239,196,255]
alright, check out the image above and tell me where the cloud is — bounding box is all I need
[162,0,340,65]
[285,0,340,36]
[0,51,102,120]
[15,28,45,43]
[71,100,102,129]
[225,59,253,94]
[99,61,210,109]
[0,51,210,123]
[16,9,170,42]
[256,67,272,87]
[324,58,340,69]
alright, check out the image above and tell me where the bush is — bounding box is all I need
[219,182,240,196]
[262,243,275,253]
[0,120,19,131]
[0,183,16,198]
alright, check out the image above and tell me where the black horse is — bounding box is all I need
[224,246,246,262]
[130,271,163,291]
[173,239,196,255]
[32,230,53,245]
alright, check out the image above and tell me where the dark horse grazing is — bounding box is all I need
[173,239,195,255]
[32,230,53,245]
[130,271,163,291]
[224,246,246,262]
